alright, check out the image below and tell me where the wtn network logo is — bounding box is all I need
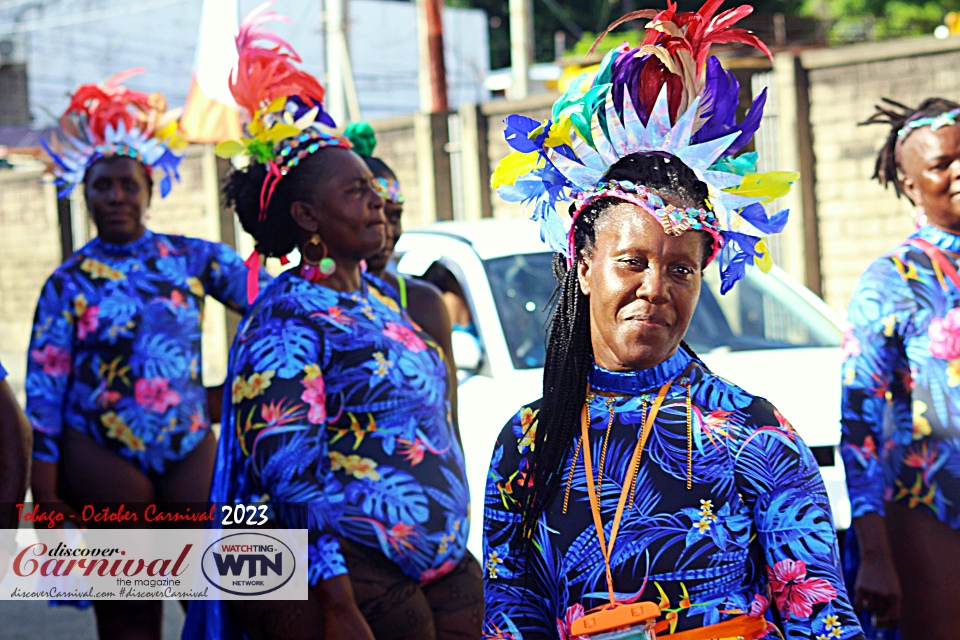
[201,532,297,596]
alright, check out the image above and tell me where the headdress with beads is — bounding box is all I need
[492,0,799,293]
[214,1,351,219]
[40,68,186,198]
[344,121,405,204]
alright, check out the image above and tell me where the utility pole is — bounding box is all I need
[323,0,360,126]
[509,0,533,100]
[416,0,449,113]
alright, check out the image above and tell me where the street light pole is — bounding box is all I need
[509,0,533,100]
[416,0,448,113]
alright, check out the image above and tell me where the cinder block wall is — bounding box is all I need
[803,40,960,311]
[0,169,61,398]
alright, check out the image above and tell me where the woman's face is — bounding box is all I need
[578,203,703,372]
[901,124,960,233]
[365,175,403,275]
[84,156,151,244]
[303,148,385,261]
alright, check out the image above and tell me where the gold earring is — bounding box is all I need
[302,234,336,278]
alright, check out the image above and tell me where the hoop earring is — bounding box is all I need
[301,233,336,281]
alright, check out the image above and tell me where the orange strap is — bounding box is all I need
[581,377,673,604]
[656,614,768,640]
[908,237,960,291]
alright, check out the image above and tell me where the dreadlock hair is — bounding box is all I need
[224,149,341,258]
[518,151,711,541]
[861,97,960,201]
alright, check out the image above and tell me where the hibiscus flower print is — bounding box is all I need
[928,307,960,360]
[840,324,861,360]
[301,364,326,424]
[73,294,100,340]
[30,345,71,376]
[766,559,837,620]
[383,322,426,353]
[134,378,182,413]
[556,603,588,640]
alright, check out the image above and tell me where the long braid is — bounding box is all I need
[861,97,960,199]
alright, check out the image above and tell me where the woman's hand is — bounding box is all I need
[315,574,375,640]
[852,513,901,627]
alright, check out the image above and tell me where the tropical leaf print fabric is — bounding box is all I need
[483,349,863,640]
[25,230,261,475]
[842,224,960,532]
[210,270,469,584]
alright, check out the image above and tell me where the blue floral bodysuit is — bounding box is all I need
[483,349,863,640]
[842,224,960,532]
[186,270,470,638]
[25,230,259,475]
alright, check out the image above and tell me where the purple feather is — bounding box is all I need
[693,56,767,156]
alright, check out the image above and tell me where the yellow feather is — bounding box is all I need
[491,151,542,188]
[263,123,304,143]
[753,239,773,272]
[722,171,800,203]
[544,115,574,148]
[214,140,248,159]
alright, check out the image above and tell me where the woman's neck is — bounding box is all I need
[300,258,364,292]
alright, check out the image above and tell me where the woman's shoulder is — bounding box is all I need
[494,398,544,455]
[689,362,782,428]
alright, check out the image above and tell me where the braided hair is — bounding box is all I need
[519,151,711,540]
[861,97,960,200]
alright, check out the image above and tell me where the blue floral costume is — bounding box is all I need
[185,270,469,639]
[483,349,862,640]
[841,224,960,532]
[25,230,260,475]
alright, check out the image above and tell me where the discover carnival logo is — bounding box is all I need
[201,532,297,596]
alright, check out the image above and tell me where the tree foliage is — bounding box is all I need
[800,0,959,43]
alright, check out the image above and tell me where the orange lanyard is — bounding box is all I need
[580,377,674,604]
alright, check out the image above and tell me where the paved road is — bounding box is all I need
[0,600,185,639]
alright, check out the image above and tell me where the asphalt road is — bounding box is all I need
[0,599,185,639]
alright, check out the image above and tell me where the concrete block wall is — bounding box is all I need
[802,39,960,311]
[0,169,61,398]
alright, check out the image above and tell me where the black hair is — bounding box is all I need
[518,151,710,541]
[861,97,960,200]
[360,154,395,180]
[223,152,335,258]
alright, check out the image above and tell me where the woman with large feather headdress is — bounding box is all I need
[184,5,482,639]
[24,69,267,638]
[481,3,864,639]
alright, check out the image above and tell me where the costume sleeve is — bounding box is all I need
[840,257,913,520]
[482,406,557,639]
[230,320,346,584]
[24,274,76,464]
[734,400,864,640]
[200,240,271,314]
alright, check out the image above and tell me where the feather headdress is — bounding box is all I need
[41,68,186,198]
[214,1,350,218]
[493,0,798,293]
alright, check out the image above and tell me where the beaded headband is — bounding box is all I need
[41,68,185,198]
[571,180,723,266]
[898,107,960,140]
[374,177,405,204]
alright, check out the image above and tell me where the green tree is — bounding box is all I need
[800,0,959,43]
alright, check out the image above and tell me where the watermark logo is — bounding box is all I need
[201,532,296,596]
